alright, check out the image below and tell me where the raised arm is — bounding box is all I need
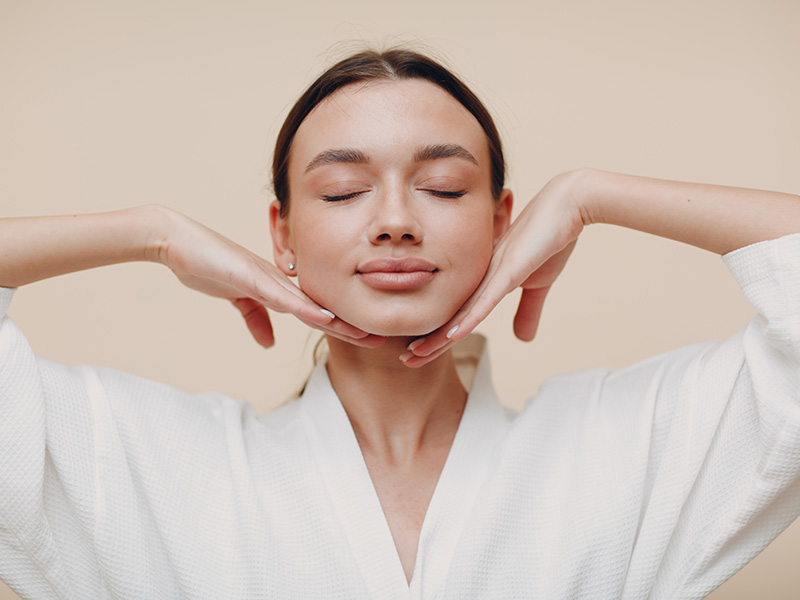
[404,169,800,365]
[0,205,380,347]
[581,169,800,255]
[0,206,163,288]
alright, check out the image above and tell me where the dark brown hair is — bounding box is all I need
[272,48,506,217]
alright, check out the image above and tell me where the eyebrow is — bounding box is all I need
[303,143,479,173]
[304,148,369,173]
[414,143,478,166]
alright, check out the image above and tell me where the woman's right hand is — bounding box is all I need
[0,205,382,348]
[154,208,384,348]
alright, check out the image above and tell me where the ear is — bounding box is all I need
[269,200,297,276]
[493,188,513,243]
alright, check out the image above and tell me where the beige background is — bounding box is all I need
[1,0,798,597]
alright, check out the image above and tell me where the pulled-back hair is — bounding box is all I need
[272,48,506,217]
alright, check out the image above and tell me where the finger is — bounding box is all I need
[296,316,387,349]
[246,278,328,322]
[405,313,464,358]
[400,340,455,368]
[223,261,337,329]
[513,286,549,342]
[247,272,376,340]
[315,315,373,340]
[232,298,275,348]
[329,332,387,349]
[408,264,512,358]
[405,248,508,357]
[448,236,565,343]
[444,271,514,342]
[311,311,374,341]
[354,334,387,348]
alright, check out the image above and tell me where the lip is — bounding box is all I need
[356,257,438,291]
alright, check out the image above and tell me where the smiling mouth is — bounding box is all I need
[356,258,438,291]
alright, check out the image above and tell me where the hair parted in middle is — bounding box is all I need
[271,48,506,217]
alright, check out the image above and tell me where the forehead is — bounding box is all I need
[290,79,489,169]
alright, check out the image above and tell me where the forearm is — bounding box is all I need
[0,205,172,288]
[575,169,800,254]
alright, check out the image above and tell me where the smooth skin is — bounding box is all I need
[2,80,800,582]
[403,167,800,367]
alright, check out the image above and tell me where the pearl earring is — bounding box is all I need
[287,262,295,271]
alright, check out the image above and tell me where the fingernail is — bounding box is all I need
[319,309,335,319]
[445,325,459,339]
[407,338,425,352]
[399,351,413,362]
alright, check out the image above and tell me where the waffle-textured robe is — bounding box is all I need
[1,233,799,599]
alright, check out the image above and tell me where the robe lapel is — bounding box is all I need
[410,336,511,599]
[301,361,411,599]
[300,336,510,600]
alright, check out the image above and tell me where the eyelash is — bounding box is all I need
[321,191,365,202]
[425,189,467,199]
[321,189,467,202]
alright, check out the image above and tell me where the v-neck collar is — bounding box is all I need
[299,335,511,600]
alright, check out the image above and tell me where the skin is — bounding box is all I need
[271,79,511,337]
[2,78,800,585]
[404,169,800,366]
[271,79,513,580]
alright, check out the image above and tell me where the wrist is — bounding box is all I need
[135,204,182,265]
[558,168,612,227]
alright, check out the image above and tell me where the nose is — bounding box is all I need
[367,189,423,245]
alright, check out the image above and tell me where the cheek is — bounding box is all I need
[290,216,355,298]
[285,202,498,336]
[447,213,496,283]
[447,245,493,314]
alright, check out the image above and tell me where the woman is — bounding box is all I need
[1,48,799,599]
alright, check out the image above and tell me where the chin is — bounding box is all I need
[353,316,446,338]
[300,282,467,338]
[332,304,455,338]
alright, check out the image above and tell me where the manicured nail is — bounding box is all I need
[399,351,413,362]
[407,338,425,352]
[445,325,459,339]
[319,309,335,319]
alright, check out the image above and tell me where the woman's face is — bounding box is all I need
[273,78,511,337]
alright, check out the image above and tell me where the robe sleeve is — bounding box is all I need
[0,288,251,599]
[0,286,102,597]
[621,232,800,598]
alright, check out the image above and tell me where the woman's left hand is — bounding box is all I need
[402,170,586,367]
[403,166,800,367]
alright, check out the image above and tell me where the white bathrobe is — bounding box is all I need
[1,233,799,599]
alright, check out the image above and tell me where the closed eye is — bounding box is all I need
[322,191,367,202]
[322,189,466,202]
[421,189,467,199]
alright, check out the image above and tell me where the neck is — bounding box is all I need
[325,336,467,465]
